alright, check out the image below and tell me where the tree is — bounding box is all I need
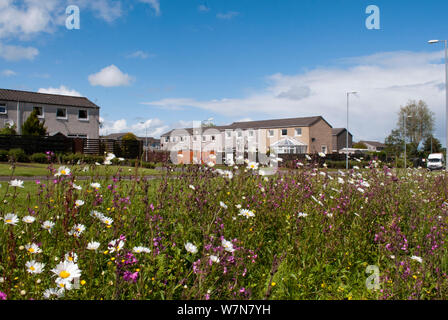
[384,129,404,158]
[423,135,442,154]
[121,132,138,141]
[397,100,435,147]
[22,109,47,136]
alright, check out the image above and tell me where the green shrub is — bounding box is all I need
[0,150,8,162]
[8,148,29,163]
[30,153,49,164]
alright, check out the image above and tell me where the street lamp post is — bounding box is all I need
[428,39,448,171]
[140,121,148,162]
[346,92,357,170]
[403,115,412,169]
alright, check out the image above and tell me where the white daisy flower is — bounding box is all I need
[297,212,308,218]
[247,162,259,170]
[64,252,78,263]
[222,239,235,253]
[73,184,82,190]
[90,210,105,219]
[55,166,70,177]
[318,152,326,158]
[189,185,196,191]
[74,200,84,207]
[87,241,100,251]
[118,157,125,161]
[25,243,42,254]
[26,260,45,274]
[305,154,312,161]
[220,201,228,209]
[108,239,125,253]
[410,255,423,263]
[22,216,36,224]
[90,182,101,189]
[68,224,86,237]
[100,215,113,226]
[43,288,65,299]
[4,213,19,225]
[9,179,24,188]
[238,209,255,219]
[51,261,81,289]
[42,220,55,233]
[132,246,151,254]
[185,242,198,254]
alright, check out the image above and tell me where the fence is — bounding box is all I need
[0,135,144,159]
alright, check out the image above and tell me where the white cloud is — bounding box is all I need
[126,50,154,59]
[216,11,239,20]
[81,0,123,22]
[142,50,448,145]
[38,85,82,96]
[1,69,16,76]
[139,0,160,16]
[88,65,134,87]
[0,43,39,61]
[100,117,168,137]
[198,4,210,12]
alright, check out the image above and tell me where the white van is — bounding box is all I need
[427,153,445,171]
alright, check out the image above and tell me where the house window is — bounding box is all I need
[226,131,232,138]
[321,145,327,154]
[0,104,6,114]
[78,109,88,120]
[295,128,302,136]
[211,135,216,141]
[202,136,207,142]
[193,136,197,141]
[281,129,287,136]
[248,130,254,137]
[33,106,44,118]
[268,130,274,137]
[180,136,184,142]
[56,108,67,119]
[237,131,242,138]
[165,137,169,143]
[68,134,87,138]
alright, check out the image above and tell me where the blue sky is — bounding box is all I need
[1,0,448,144]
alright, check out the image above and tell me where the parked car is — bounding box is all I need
[427,153,445,171]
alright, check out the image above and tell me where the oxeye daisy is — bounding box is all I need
[100,215,113,226]
[64,252,78,263]
[51,261,81,289]
[87,241,100,251]
[68,224,85,237]
[42,220,55,233]
[22,216,36,224]
[43,288,65,299]
[4,213,19,225]
[185,242,198,254]
[25,260,45,274]
[74,200,85,207]
[132,246,151,254]
[90,182,101,189]
[108,239,125,253]
[9,179,24,188]
[220,201,228,209]
[210,255,220,263]
[72,184,82,190]
[247,162,259,170]
[238,209,255,219]
[55,166,70,177]
[25,243,42,254]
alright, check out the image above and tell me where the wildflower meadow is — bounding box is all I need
[0,152,447,300]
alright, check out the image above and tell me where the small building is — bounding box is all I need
[358,140,385,152]
[0,88,100,139]
[332,128,353,153]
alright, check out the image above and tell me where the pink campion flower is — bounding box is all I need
[123,271,139,283]
[0,291,6,300]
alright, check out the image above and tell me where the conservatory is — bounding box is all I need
[270,137,307,154]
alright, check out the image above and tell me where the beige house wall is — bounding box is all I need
[309,119,332,154]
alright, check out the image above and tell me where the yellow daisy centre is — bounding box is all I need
[68,256,73,261]
[30,266,35,271]
[59,270,70,279]
[5,219,12,223]
[28,248,35,253]
[61,170,66,175]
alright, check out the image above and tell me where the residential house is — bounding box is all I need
[0,88,100,139]
[161,116,335,163]
[332,128,353,153]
